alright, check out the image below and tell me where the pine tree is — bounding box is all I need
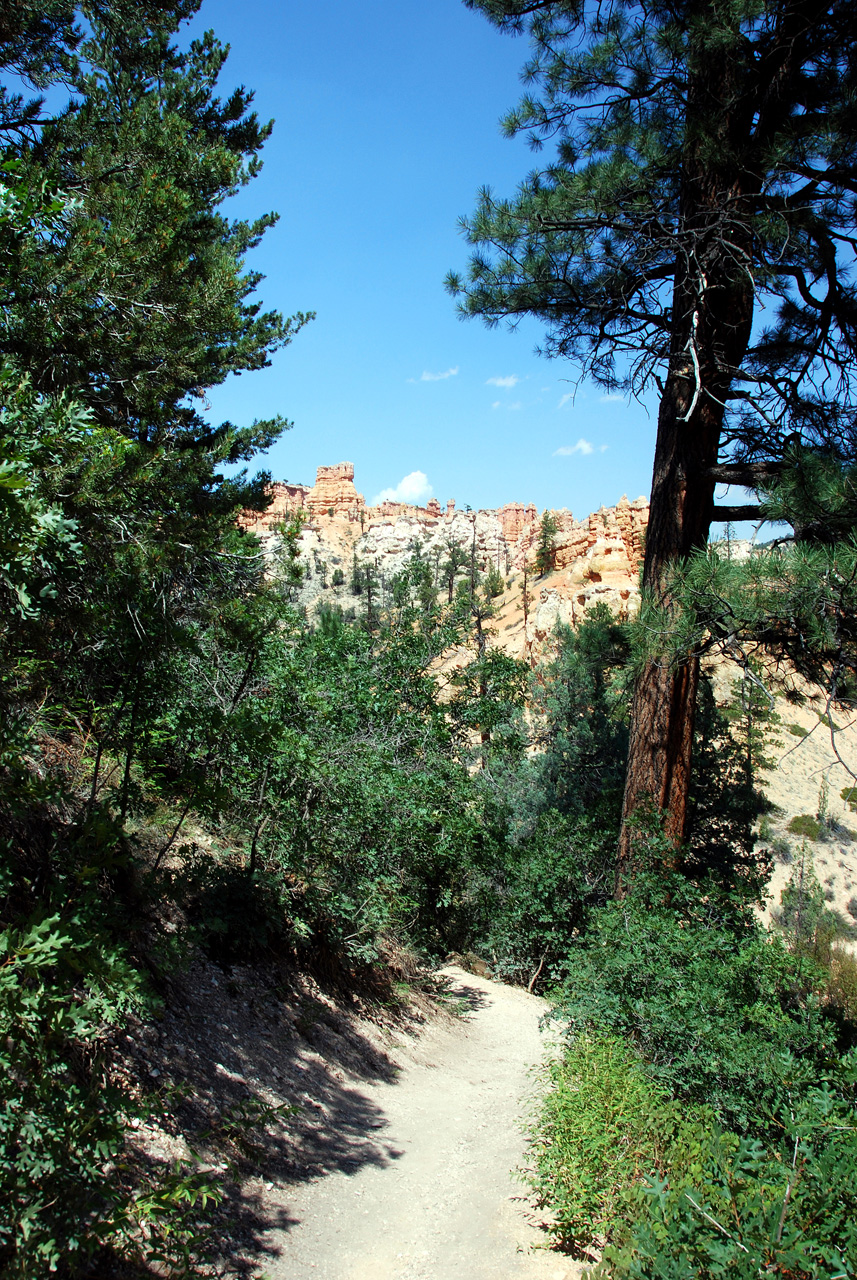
[451,0,857,882]
[5,7,311,444]
[534,511,559,576]
[0,2,313,849]
[441,535,469,603]
[484,558,505,599]
[635,453,857,722]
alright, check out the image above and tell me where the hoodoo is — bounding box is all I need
[240,462,649,650]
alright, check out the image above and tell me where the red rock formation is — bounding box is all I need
[508,497,648,575]
[239,465,649,598]
[237,462,368,531]
[305,462,365,520]
[612,495,648,569]
[238,481,310,533]
[365,496,444,522]
[367,501,420,521]
[497,501,538,543]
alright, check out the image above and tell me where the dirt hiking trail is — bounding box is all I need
[259,965,581,1280]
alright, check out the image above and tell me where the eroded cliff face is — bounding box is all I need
[244,462,364,525]
[239,463,649,655]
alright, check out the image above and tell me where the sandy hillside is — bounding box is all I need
[704,662,857,941]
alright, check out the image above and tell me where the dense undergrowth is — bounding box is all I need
[525,807,857,1277]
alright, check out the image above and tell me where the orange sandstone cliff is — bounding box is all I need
[240,462,649,655]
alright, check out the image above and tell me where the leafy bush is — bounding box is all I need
[770,836,793,862]
[528,1031,857,1276]
[532,965,857,1277]
[554,858,837,1134]
[527,1033,689,1246]
[528,788,857,1277]
[827,947,857,1029]
[789,813,822,840]
[463,607,627,985]
[477,810,616,987]
[600,1075,857,1279]
[0,916,219,1278]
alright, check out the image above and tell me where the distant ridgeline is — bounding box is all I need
[239,462,650,637]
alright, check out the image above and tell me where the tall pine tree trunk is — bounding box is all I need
[616,372,720,879]
[616,13,755,888]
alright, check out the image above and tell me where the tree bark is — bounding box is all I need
[712,504,762,521]
[616,372,722,884]
[616,7,756,890]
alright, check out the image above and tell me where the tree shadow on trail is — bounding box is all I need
[122,957,442,1277]
[432,963,499,1017]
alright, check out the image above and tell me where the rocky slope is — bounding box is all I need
[240,462,650,655]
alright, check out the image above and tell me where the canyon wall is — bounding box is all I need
[241,462,364,526]
[239,463,650,654]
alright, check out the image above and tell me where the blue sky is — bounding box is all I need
[189,0,661,517]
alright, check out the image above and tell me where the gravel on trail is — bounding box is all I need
[259,965,581,1280]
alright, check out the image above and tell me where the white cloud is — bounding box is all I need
[372,471,434,506]
[486,374,519,388]
[554,438,595,457]
[508,401,522,411]
[600,444,609,453]
[557,392,574,409]
[411,366,458,382]
[599,393,624,403]
[492,400,522,410]
[492,400,502,409]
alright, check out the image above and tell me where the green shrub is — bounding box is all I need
[478,810,616,989]
[0,916,219,1278]
[788,813,822,840]
[787,722,808,737]
[758,815,792,861]
[600,1079,857,1279]
[527,1033,700,1247]
[827,946,857,1029]
[769,835,793,862]
[533,822,857,1278]
[555,874,836,1134]
[531,1012,857,1277]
